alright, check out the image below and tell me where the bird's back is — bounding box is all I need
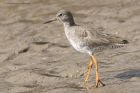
[64,25,128,53]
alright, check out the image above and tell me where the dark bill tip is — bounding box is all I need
[43,17,57,24]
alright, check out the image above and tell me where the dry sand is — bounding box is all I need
[0,0,140,93]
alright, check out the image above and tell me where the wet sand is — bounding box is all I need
[0,0,140,93]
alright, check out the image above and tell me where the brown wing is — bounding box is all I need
[75,26,127,47]
[95,30,129,44]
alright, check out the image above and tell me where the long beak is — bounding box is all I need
[44,17,57,24]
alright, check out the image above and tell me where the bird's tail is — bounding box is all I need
[118,40,129,44]
[109,39,129,49]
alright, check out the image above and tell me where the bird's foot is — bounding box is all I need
[95,79,105,87]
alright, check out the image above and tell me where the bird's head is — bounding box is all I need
[44,10,75,26]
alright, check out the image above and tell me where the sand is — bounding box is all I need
[0,0,140,93]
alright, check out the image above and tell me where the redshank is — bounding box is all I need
[44,10,129,87]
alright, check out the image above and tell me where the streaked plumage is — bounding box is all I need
[44,10,128,88]
[64,25,128,55]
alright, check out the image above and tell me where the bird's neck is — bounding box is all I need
[63,20,76,28]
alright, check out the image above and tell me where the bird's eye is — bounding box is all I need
[58,14,63,17]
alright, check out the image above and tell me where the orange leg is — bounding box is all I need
[85,57,93,82]
[91,55,105,87]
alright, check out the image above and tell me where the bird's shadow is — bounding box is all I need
[115,69,140,79]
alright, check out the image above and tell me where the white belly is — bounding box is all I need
[65,29,90,53]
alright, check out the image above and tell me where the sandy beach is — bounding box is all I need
[0,0,140,93]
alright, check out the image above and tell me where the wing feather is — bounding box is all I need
[75,26,125,47]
